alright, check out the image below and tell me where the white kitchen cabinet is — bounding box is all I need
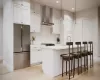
[13,4,22,24]
[52,9,61,34]
[22,0,30,7]
[22,6,30,25]
[30,2,41,32]
[13,0,30,7]
[13,0,30,25]
[30,47,42,65]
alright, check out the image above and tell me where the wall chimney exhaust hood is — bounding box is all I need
[41,6,54,26]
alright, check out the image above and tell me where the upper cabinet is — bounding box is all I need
[52,9,61,34]
[30,2,41,32]
[13,0,30,25]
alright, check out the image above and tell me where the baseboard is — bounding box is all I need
[30,62,42,66]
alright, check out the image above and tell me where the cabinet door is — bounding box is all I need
[22,0,30,7]
[52,9,61,34]
[30,11,41,32]
[13,0,22,6]
[13,4,22,24]
[30,48,42,64]
[30,3,41,32]
[13,0,30,25]
[22,6,30,25]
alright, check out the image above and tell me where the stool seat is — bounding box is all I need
[61,54,73,60]
[72,52,81,58]
[88,52,93,55]
[81,52,88,56]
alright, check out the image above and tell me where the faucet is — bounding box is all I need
[67,36,71,42]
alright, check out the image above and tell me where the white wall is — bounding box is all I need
[60,10,74,45]
[31,25,60,44]
[75,7,99,61]
[3,0,14,72]
[0,8,3,58]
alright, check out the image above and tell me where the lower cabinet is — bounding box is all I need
[30,47,42,65]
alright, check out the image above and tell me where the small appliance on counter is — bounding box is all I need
[57,37,60,44]
[41,43,55,46]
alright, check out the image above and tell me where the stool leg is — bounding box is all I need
[74,58,75,75]
[78,58,79,75]
[69,60,70,80]
[81,57,82,73]
[73,59,75,78]
[92,54,93,67]
[66,61,67,75]
[62,59,64,77]
[90,55,91,68]
[87,55,88,70]
[71,60,73,73]
[84,56,85,71]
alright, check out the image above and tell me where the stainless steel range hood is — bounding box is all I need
[41,6,54,26]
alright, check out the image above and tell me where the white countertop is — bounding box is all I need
[30,44,83,50]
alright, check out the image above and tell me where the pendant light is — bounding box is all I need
[60,0,63,20]
[74,0,76,24]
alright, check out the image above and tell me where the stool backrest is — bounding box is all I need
[83,41,88,52]
[75,42,81,53]
[66,42,73,56]
[88,41,93,53]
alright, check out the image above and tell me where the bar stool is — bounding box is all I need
[88,41,93,68]
[60,42,74,80]
[81,42,88,71]
[72,42,82,75]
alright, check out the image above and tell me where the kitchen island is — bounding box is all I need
[42,45,79,77]
[31,45,84,77]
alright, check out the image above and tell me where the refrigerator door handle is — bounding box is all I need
[21,47,22,52]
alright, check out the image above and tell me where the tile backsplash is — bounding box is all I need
[30,25,60,45]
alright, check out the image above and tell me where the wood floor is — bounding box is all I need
[0,62,100,80]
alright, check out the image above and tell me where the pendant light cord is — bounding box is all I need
[75,0,76,24]
[61,0,63,20]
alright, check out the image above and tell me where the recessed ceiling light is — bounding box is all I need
[72,8,75,10]
[56,0,60,3]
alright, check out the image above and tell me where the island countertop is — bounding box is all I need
[30,44,84,50]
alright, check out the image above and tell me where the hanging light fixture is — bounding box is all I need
[74,0,76,24]
[60,0,63,20]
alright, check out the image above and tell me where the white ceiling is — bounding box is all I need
[0,0,100,11]
[34,0,100,12]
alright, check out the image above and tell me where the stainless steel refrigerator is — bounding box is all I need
[14,24,30,70]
